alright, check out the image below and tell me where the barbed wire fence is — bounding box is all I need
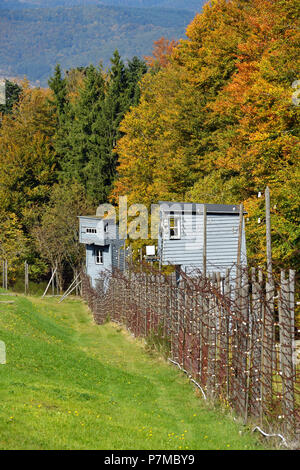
[81,262,299,445]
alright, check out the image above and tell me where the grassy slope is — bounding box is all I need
[0,293,266,450]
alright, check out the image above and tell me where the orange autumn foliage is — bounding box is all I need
[144,37,178,69]
[112,0,299,271]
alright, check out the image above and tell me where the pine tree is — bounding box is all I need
[50,52,147,205]
[48,64,68,117]
[126,56,148,106]
[59,64,105,196]
[89,51,147,203]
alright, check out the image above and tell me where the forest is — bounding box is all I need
[0,0,299,290]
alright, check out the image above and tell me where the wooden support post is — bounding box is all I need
[55,263,59,294]
[265,186,273,283]
[237,203,244,260]
[5,259,8,290]
[59,281,82,303]
[42,267,57,298]
[3,260,6,290]
[203,205,207,278]
[24,261,29,295]
[51,267,55,295]
[58,273,80,303]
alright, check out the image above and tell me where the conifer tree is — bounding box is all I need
[59,64,105,195]
[48,64,68,117]
[87,51,147,203]
[126,56,148,106]
[48,52,147,205]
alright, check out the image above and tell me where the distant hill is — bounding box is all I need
[0,1,205,12]
[0,1,206,85]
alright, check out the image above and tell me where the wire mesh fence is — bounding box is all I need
[81,263,299,443]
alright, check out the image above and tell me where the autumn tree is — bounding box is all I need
[144,37,178,70]
[113,0,300,270]
[0,210,27,283]
[0,84,57,226]
[188,0,300,270]
[32,181,93,291]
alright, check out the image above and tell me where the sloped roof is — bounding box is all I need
[158,201,247,214]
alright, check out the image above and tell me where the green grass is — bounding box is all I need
[0,293,267,450]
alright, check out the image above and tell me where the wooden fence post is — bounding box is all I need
[261,278,274,410]
[203,205,207,277]
[237,203,244,269]
[241,275,250,423]
[224,269,231,400]
[206,273,217,397]
[279,271,295,436]
[289,269,296,375]
[250,268,263,419]
[265,186,273,283]
[2,260,5,289]
[4,259,8,290]
[24,261,29,295]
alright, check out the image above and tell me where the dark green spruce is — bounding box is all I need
[48,52,147,205]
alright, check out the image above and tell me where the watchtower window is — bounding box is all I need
[169,216,181,240]
[95,249,104,265]
[86,228,97,234]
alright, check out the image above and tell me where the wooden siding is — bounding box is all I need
[79,216,117,246]
[161,212,247,275]
[85,244,112,287]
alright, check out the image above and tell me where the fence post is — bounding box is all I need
[250,268,263,419]
[215,272,222,398]
[224,269,231,400]
[170,273,177,362]
[203,205,207,277]
[206,273,217,397]
[241,274,250,423]
[4,259,8,290]
[279,271,295,436]
[265,186,273,283]
[237,204,244,268]
[289,269,296,374]
[261,278,274,411]
[144,273,148,337]
[24,261,29,295]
